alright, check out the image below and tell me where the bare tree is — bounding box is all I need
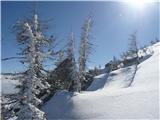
[67,32,75,60]
[127,31,139,87]
[128,31,139,64]
[66,32,80,92]
[78,15,93,92]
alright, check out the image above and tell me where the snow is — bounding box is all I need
[87,65,136,91]
[87,73,108,91]
[132,43,159,90]
[43,42,159,119]
[0,75,20,95]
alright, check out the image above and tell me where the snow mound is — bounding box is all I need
[43,42,159,119]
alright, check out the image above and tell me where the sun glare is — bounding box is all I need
[124,0,153,10]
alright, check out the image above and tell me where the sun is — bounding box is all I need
[129,0,146,7]
[124,0,153,10]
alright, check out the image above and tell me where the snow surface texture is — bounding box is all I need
[1,75,20,95]
[43,43,159,119]
[87,65,136,91]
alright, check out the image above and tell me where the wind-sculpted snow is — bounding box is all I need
[43,43,159,119]
[87,65,136,91]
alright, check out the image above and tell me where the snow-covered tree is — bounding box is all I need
[67,32,80,92]
[78,16,93,92]
[150,38,159,45]
[126,32,139,87]
[112,56,119,65]
[67,32,75,60]
[155,38,159,43]
[11,14,55,120]
[110,56,119,70]
[128,31,139,64]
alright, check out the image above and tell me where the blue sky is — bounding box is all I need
[1,1,159,73]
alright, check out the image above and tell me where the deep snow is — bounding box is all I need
[43,43,159,119]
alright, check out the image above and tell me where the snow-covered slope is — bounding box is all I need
[43,43,159,119]
[87,65,136,91]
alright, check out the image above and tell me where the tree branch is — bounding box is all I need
[2,57,25,61]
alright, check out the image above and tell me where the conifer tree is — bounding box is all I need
[11,14,54,120]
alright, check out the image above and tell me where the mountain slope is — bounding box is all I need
[42,43,159,119]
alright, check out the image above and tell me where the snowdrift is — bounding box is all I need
[43,43,159,119]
